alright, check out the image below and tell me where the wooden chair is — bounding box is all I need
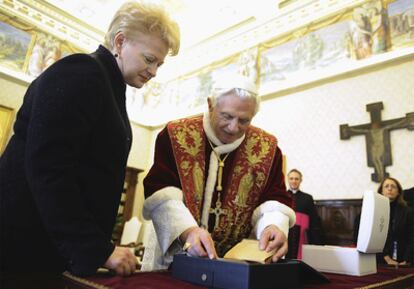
[112,167,143,245]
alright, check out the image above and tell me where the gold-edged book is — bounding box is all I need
[223,239,275,264]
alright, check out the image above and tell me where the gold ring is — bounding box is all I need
[182,242,192,251]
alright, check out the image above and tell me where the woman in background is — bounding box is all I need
[378,177,414,266]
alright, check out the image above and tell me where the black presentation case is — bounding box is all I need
[171,253,329,289]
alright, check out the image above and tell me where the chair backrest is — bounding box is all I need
[120,216,142,246]
[287,212,310,259]
[112,167,143,245]
[295,212,310,259]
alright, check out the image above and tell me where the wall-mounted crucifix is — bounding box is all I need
[340,102,414,182]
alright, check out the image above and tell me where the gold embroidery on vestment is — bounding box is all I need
[192,161,203,202]
[176,127,202,156]
[180,161,190,175]
[245,135,270,166]
[237,169,253,206]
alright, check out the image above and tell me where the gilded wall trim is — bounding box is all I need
[0,0,102,51]
[161,0,366,82]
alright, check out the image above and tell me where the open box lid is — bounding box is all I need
[357,191,390,253]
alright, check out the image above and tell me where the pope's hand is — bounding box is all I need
[259,224,288,262]
[180,226,218,259]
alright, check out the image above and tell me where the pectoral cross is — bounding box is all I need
[209,198,228,231]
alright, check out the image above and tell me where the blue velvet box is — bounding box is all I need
[171,253,329,289]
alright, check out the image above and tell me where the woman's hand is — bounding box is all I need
[104,246,138,276]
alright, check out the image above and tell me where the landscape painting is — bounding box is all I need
[0,21,33,72]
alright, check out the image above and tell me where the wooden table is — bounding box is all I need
[63,266,414,289]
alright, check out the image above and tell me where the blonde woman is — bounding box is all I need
[0,1,180,285]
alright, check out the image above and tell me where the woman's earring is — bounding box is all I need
[114,44,122,58]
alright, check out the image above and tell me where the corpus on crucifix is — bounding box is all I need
[340,102,414,182]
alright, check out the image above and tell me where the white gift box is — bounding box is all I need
[302,191,389,276]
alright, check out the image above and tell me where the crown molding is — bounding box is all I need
[160,0,366,82]
[0,0,102,51]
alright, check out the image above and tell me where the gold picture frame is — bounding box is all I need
[0,105,14,154]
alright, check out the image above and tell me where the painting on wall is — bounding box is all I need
[0,21,34,72]
[388,0,414,49]
[27,33,62,77]
[350,0,390,60]
[259,20,351,88]
[126,60,240,125]
[175,62,240,111]
[258,0,399,94]
[0,105,14,154]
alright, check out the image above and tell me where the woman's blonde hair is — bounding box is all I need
[104,1,180,56]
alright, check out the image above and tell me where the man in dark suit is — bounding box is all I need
[286,169,325,259]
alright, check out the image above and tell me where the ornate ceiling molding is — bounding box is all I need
[0,0,102,51]
[160,0,366,82]
[0,0,379,84]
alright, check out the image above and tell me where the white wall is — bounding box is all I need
[253,58,414,200]
[0,76,26,113]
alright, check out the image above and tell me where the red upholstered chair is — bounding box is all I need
[287,212,310,259]
[295,212,310,259]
